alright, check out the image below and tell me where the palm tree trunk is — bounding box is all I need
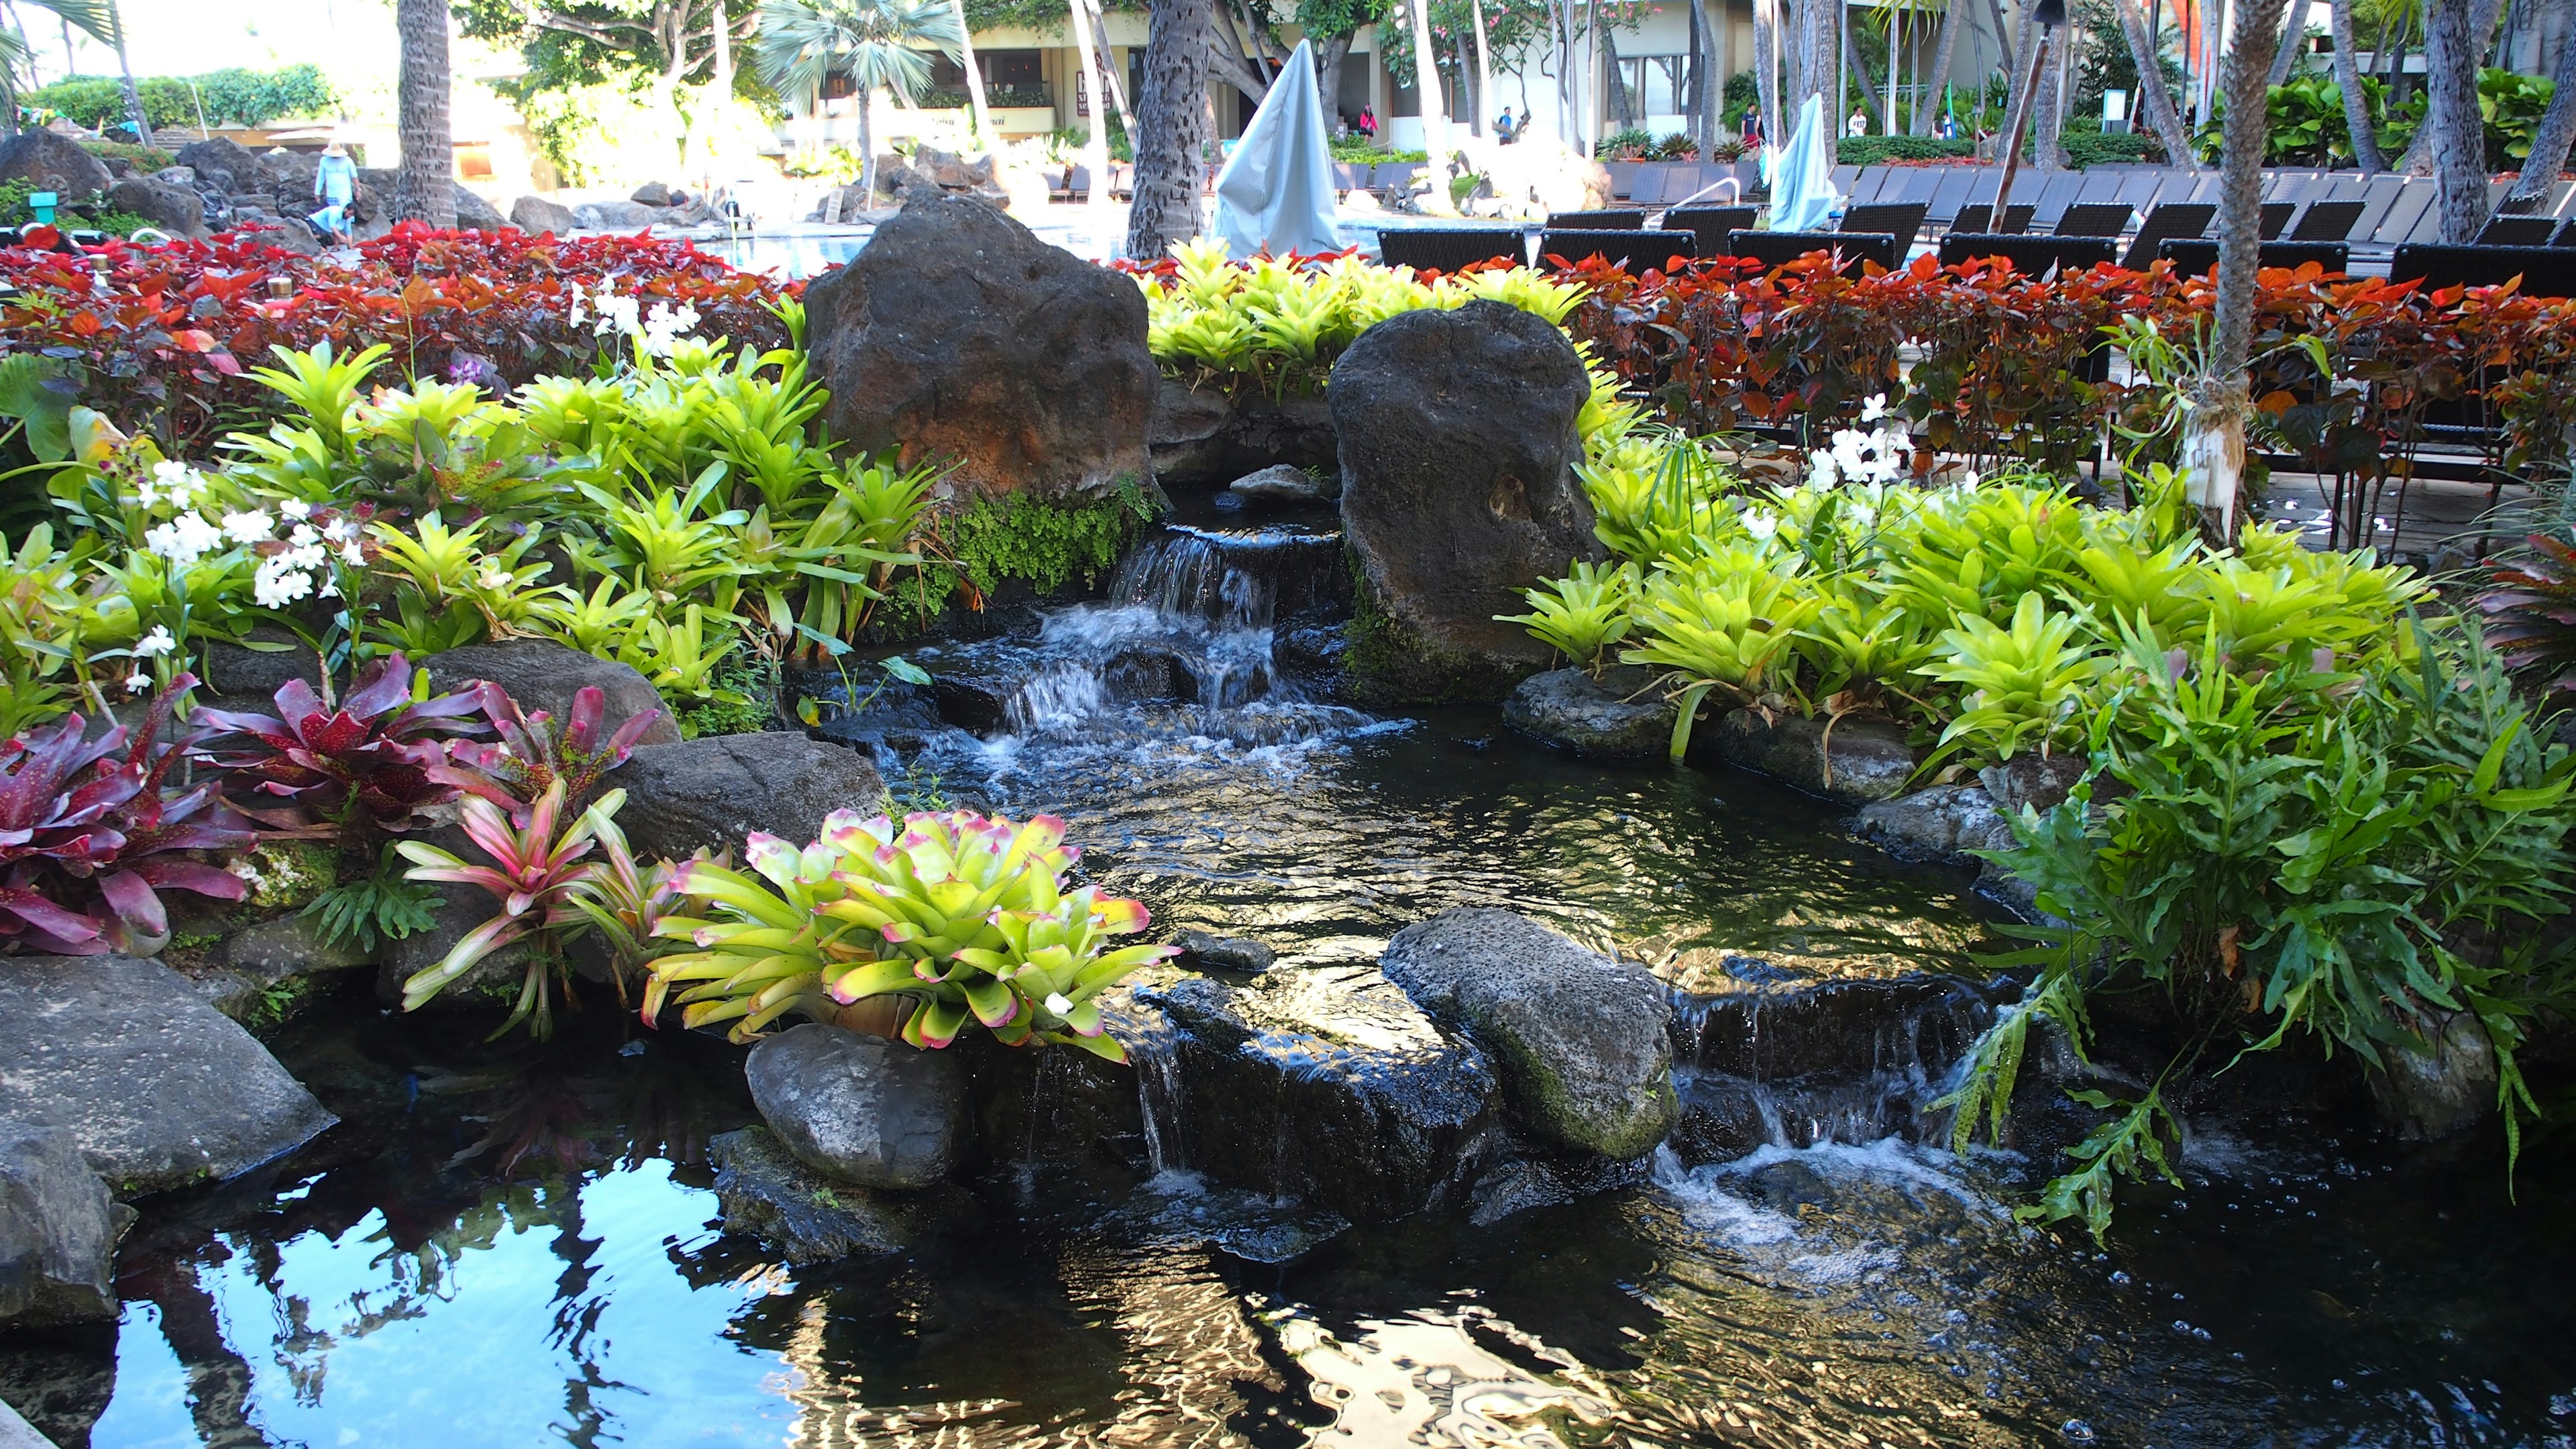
[1126,0,1212,258]
[1409,0,1454,176]
[952,0,991,142]
[1844,10,1887,127]
[2190,0,2290,539]
[109,0,150,148]
[859,87,879,198]
[2424,0,2491,237]
[2031,15,2066,166]
[2119,0,2198,164]
[2269,1,2305,85]
[1065,0,1115,244]
[392,0,454,225]
[1083,0,1139,145]
[1752,0,1780,141]
[2509,0,2576,202]
[2400,0,2506,172]
[2330,0,2386,168]
[1913,0,1962,133]
[1472,0,1496,137]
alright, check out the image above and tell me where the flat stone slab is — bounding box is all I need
[0,955,337,1197]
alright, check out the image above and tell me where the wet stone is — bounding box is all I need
[745,1024,968,1189]
[1171,929,1276,973]
[1134,967,1503,1222]
[1503,666,1675,761]
[706,1127,967,1264]
[1710,710,1917,804]
[1661,950,2000,1083]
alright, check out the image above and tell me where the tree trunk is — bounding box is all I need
[1996,5,2041,167]
[1314,29,1353,127]
[2120,0,2198,164]
[2330,0,2387,169]
[953,0,992,142]
[858,91,879,199]
[1913,0,1964,132]
[2269,0,2305,85]
[1127,0,1214,258]
[1208,3,1271,105]
[111,3,150,148]
[2031,17,2067,166]
[1472,0,1496,138]
[1753,0,1781,140]
[1067,0,1117,244]
[2510,0,2576,201]
[1410,0,1453,166]
[2400,0,2506,172]
[393,0,454,225]
[1084,0,1140,145]
[1844,10,1887,126]
[2424,0,2491,237]
[2191,0,2291,539]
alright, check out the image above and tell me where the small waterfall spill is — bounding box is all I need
[1132,1027,1189,1177]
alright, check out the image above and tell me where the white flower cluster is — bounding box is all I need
[134,459,209,512]
[137,483,366,610]
[569,281,700,358]
[254,517,365,608]
[124,624,176,694]
[1803,394,1913,490]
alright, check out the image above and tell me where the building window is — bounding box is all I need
[925,50,1051,107]
[1611,54,1693,119]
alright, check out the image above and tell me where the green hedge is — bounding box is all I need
[2062,131,2157,167]
[24,65,334,133]
[1836,136,1976,165]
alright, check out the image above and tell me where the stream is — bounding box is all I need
[7,508,2575,1449]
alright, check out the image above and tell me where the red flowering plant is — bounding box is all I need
[0,676,258,955]
[192,651,486,843]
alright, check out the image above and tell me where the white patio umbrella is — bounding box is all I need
[1212,40,1346,258]
[1764,93,1840,233]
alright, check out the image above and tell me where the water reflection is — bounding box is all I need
[9,1005,2570,1449]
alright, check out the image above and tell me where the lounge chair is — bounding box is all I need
[1725,229,1897,276]
[2474,215,2557,246]
[1840,202,1928,257]
[2390,242,2576,297]
[2259,201,2294,239]
[2053,203,2134,237]
[2120,201,2215,269]
[2287,199,2367,242]
[2155,239,2351,275]
[1546,209,1646,229]
[1937,233,2119,277]
[1377,228,1528,272]
[1536,227,1698,270]
[1664,205,1758,257]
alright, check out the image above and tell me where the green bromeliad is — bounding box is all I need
[643,809,1174,1058]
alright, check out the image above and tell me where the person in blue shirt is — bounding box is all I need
[309,140,357,244]
[1495,108,1517,144]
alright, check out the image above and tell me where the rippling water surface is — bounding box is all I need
[11,521,2574,1448]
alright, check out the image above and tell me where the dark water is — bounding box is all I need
[11,521,2575,1448]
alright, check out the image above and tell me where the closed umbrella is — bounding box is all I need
[1763,93,1840,233]
[1212,39,1346,258]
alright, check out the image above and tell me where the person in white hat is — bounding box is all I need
[309,138,358,244]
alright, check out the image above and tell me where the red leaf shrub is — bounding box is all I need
[0,223,802,454]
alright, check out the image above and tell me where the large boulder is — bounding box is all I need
[1227,463,1336,506]
[451,184,505,230]
[708,1126,958,1263]
[1136,967,1503,1220]
[421,639,680,746]
[745,1024,967,1188]
[2368,1011,2498,1140]
[191,914,374,1026]
[0,956,337,1196]
[1150,380,1340,489]
[1710,709,1917,803]
[229,217,322,255]
[573,199,665,230]
[1503,665,1674,760]
[1381,909,1678,1159]
[0,131,110,197]
[612,731,887,863]
[802,195,1160,502]
[630,181,674,206]
[0,1123,130,1326]
[103,176,207,237]
[510,195,578,234]
[170,137,274,195]
[1332,300,1601,703]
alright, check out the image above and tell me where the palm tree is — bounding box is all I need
[2113,0,2194,170]
[2328,0,2386,171]
[2188,0,2292,540]
[1125,0,1212,260]
[392,0,455,225]
[0,0,124,138]
[756,0,963,203]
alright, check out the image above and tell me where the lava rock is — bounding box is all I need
[612,731,887,863]
[419,638,681,746]
[1711,710,1917,803]
[451,185,505,231]
[211,912,373,984]
[1136,967,1503,1220]
[170,138,273,195]
[197,628,323,704]
[1226,464,1337,505]
[0,1123,131,1326]
[1503,665,1673,761]
[509,194,578,233]
[708,1126,949,1263]
[1853,784,2015,863]
[103,176,207,237]
[0,955,337,1197]
[2369,1011,2498,1140]
[1381,909,1678,1160]
[0,1324,113,1448]
[1332,300,1600,704]
[1662,951,1996,1081]
[1150,380,1339,488]
[745,1024,968,1188]
[228,217,321,255]
[0,132,110,197]
[1979,752,2087,815]
[630,181,674,206]
[573,199,665,229]
[1172,929,1276,973]
[152,165,196,187]
[803,196,1160,502]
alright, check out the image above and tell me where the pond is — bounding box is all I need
[7,508,2573,1449]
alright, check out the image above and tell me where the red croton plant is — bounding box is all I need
[0,223,803,454]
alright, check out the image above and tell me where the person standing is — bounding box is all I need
[1495,107,1517,143]
[1847,107,1869,137]
[309,140,358,244]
